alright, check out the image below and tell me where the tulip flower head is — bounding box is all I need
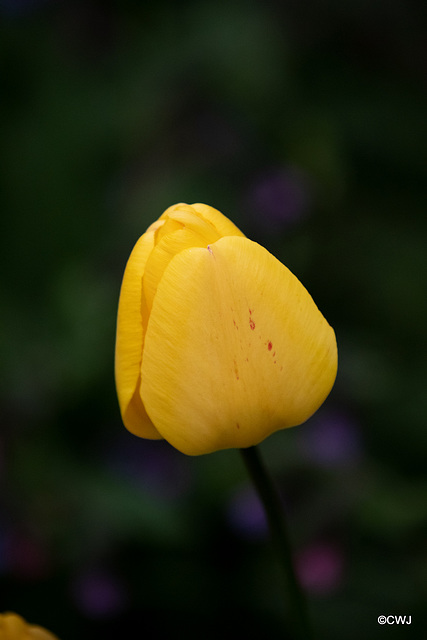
[115,203,337,456]
[0,612,59,640]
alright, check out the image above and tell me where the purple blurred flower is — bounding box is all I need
[0,527,10,575]
[247,166,312,232]
[0,0,50,16]
[105,436,192,501]
[71,568,127,619]
[296,542,344,595]
[0,437,3,478]
[226,486,268,540]
[299,409,362,467]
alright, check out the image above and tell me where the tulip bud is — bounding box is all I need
[0,613,59,639]
[115,203,337,456]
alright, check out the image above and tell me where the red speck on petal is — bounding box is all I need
[236,423,240,429]
[233,319,239,329]
[234,360,240,380]
[268,341,272,351]
[249,318,255,330]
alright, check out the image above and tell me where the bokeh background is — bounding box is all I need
[1,1,426,638]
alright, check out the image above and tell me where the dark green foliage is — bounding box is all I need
[1,1,426,638]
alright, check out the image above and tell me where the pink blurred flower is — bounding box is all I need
[296,542,344,595]
[227,486,269,540]
[299,409,362,467]
[246,166,312,232]
[71,568,127,619]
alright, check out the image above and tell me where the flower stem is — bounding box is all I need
[240,445,313,640]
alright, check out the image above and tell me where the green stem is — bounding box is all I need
[240,446,313,640]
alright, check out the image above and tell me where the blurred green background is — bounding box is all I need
[1,1,426,638]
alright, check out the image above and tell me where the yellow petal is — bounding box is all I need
[154,214,182,245]
[29,625,60,640]
[140,236,337,455]
[142,203,237,314]
[115,227,162,439]
[0,612,27,635]
[191,202,246,237]
[143,227,220,314]
[164,205,222,243]
[0,613,59,640]
[158,202,245,237]
[157,202,188,221]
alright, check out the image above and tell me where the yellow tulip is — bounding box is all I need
[0,613,59,640]
[115,203,337,456]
